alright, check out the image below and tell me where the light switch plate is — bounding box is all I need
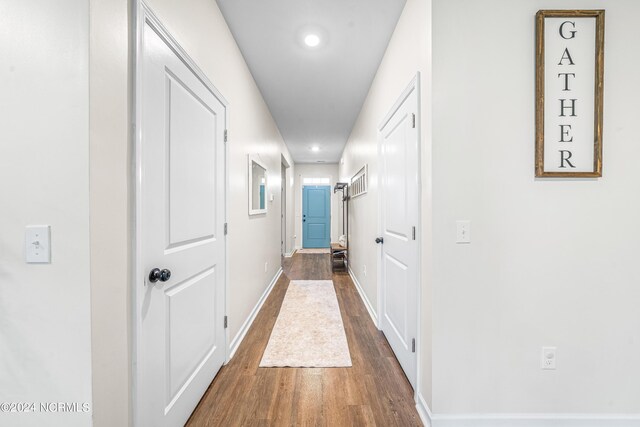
[26,225,51,263]
[456,220,471,243]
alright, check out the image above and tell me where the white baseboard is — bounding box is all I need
[431,415,640,427]
[227,267,283,360]
[347,266,378,327]
[416,391,640,427]
[422,411,640,426]
[284,250,296,258]
[416,392,433,426]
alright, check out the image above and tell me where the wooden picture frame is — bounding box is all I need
[535,10,605,177]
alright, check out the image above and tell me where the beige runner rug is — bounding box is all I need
[260,280,352,367]
[296,248,330,254]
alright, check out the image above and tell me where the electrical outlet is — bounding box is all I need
[363,265,367,277]
[264,261,268,273]
[541,347,557,370]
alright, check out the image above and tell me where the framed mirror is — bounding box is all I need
[248,154,268,215]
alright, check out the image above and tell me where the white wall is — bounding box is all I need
[0,1,93,426]
[89,0,131,425]
[294,163,343,248]
[344,0,640,420]
[338,0,433,407]
[431,0,640,417]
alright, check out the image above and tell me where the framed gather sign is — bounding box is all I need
[535,10,605,177]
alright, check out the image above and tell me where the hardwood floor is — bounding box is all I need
[186,253,422,427]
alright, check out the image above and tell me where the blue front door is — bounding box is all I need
[302,185,331,248]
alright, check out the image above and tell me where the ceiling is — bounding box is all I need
[217,0,407,164]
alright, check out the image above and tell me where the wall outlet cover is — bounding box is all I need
[542,346,557,370]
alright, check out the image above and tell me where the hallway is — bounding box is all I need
[186,254,422,426]
[5,1,640,426]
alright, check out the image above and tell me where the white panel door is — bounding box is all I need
[137,13,226,427]
[379,84,419,389]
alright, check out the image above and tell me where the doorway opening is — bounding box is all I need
[281,155,290,261]
[302,184,331,249]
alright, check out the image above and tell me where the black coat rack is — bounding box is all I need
[332,182,349,271]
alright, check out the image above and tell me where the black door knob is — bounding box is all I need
[149,268,172,283]
[149,268,161,283]
[160,269,171,282]
[375,237,384,244]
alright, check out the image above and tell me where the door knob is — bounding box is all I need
[149,268,172,283]
[375,237,384,244]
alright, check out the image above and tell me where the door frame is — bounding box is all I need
[301,184,332,249]
[376,73,422,395]
[281,160,287,256]
[132,2,230,424]
[281,163,286,256]
[297,172,334,249]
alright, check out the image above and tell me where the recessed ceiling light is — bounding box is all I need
[311,146,320,152]
[304,34,321,47]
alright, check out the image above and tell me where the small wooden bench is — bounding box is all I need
[330,243,347,272]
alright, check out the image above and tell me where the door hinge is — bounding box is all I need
[411,113,416,128]
[224,129,228,142]
[412,338,416,353]
[412,226,416,240]
[224,223,228,235]
[224,316,228,328]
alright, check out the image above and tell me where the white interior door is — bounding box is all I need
[378,80,419,389]
[137,11,227,427]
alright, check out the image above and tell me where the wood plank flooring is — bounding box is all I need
[186,253,422,426]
